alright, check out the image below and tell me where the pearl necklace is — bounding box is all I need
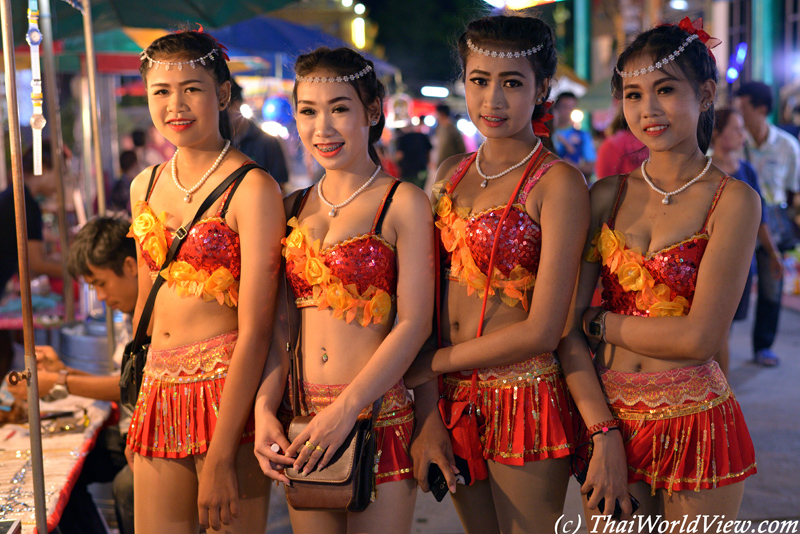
[318,166,381,217]
[475,139,541,188]
[172,140,231,203]
[641,156,712,205]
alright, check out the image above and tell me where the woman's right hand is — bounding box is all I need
[582,430,633,519]
[410,411,458,494]
[253,411,293,484]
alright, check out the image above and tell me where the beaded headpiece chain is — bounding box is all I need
[295,65,373,83]
[615,17,721,78]
[140,49,218,71]
[466,38,543,59]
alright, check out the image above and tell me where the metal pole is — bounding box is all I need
[40,0,75,322]
[81,0,115,353]
[0,0,49,531]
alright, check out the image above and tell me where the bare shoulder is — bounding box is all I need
[228,165,281,200]
[435,152,472,183]
[538,158,588,191]
[714,175,761,219]
[588,174,627,221]
[385,180,433,236]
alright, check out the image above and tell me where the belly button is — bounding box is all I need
[452,322,459,331]
[634,363,642,372]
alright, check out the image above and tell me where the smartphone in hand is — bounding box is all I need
[427,463,449,502]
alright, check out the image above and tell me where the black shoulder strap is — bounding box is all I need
[373,180,401,236]
[219,163,260,218]
[144,164,160,201]
[286,186,313,237]
[130,164,254,350]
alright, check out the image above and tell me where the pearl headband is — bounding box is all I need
[615,34,699,78]
[466,38,543,59]
[140,49,218,71]
[295,65,373,83]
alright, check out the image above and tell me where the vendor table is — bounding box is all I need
[0,396,110,533]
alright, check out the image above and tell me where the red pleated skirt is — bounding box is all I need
[597,360,757,495]
[440,352,576,478]
[127,331,255,458]
[281,380,415,486]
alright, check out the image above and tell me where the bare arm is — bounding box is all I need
[430,162,590,373]
[557,175,632,516]
[600,180,761,361]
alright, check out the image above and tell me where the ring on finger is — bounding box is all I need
[315,445,326,452]
[304,440,317,451]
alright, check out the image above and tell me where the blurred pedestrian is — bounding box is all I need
[710,108,783,376]
[595,105,648,179]
[405,14,626,534]
[229,78,290,185]
[734,81,800,366]
[578,19,757,526]
[110,150,140,215]
[432,104,465,168]
[552,91,596,177]
[395,123,432,189]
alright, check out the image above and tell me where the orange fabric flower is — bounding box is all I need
[203,267,237,306]
[364,290,392,326]
[436,194,453,218]
[650,297,688,317]
[143,234,167,267]
[305,257,330,286]
[617,261,652,292]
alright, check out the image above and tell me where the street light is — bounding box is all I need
[354,3,365,14]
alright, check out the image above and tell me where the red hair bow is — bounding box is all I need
[175,23,231,62]
[532,101,553,138]
[676,17,721,62]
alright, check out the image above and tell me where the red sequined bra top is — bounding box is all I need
[587,173,730,317]
[434,150,556,309]
[283,180,400,327]
[129,163,247,307]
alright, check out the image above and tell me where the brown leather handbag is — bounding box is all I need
[282,188,382,512]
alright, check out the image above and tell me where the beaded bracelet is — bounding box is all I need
[587,419,618,436]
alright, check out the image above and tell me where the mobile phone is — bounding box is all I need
[573,467,639,519]
[427,463,449,502]
[453,454,471,486]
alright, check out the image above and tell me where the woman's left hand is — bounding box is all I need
[403,349,437,389]
[285,401,360,475]
[197,454,239,530]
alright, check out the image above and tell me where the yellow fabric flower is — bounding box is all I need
[597,225,626,263]
[203,267,236,305]
[617,261,651,292]
[649,298,687,317]
[285,227,306,251]
[131,210,158,239]
[143,234,167,267]
[305,257,330,286]
[436,194,453,218]
[163,261,198,283]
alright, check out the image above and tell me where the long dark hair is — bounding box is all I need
[611,24,718,153]
[456,15,558,125]
[293,47,386,165]
[140,30,232,140]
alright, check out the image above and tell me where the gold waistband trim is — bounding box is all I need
[443,365,561,389]
[611,389,732,421]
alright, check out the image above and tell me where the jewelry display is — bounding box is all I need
[641,156,712,205]
[318,165,381,217]
[171,140,231,203]
[475,139,542,188]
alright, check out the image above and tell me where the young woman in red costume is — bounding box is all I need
[571,19,758,521]
[127,30,284,533]
[253,47,434,534]
[405,15,631,534]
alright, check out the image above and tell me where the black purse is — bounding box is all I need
[118,163,258,411]
[281,187,382,512]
